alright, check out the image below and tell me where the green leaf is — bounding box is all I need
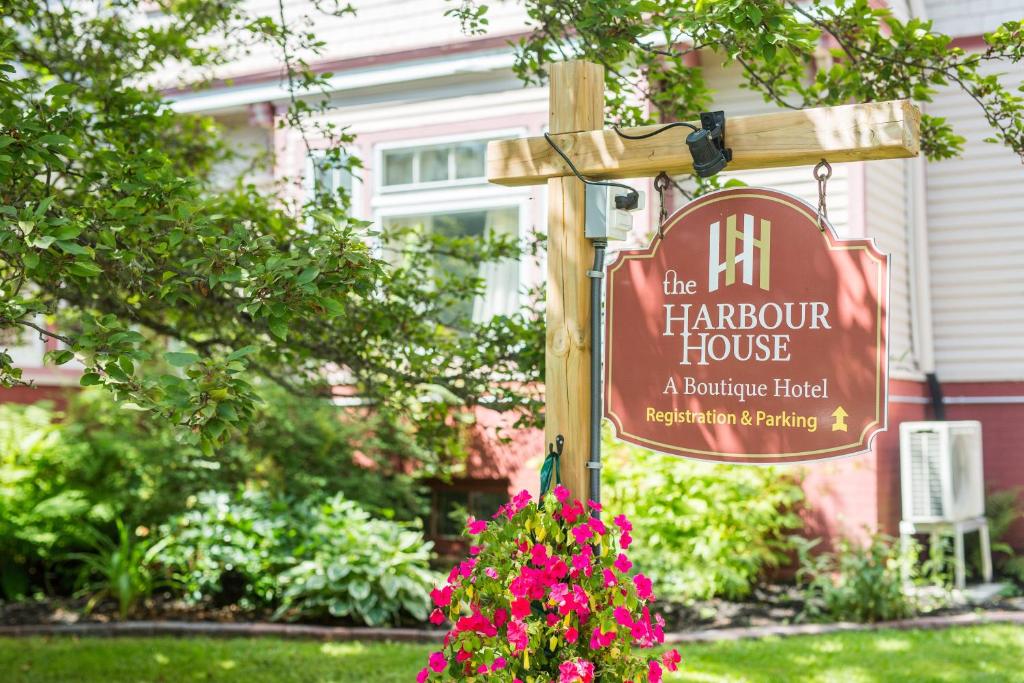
[67,262,102,277]
[164,351,200,367]
[296,267,319,285]
[56,240,88,255]
[226,345,259,361]
[269,320,288,341]
[47,83,76,98]
[80,372,102,386]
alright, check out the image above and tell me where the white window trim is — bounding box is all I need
[374,128,526,194]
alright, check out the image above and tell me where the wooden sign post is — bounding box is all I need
[488,59,921,501]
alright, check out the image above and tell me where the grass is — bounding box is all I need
[1,624,1023,682]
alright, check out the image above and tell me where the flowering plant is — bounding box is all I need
[417,487,681,682]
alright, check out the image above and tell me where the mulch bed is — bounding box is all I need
[2,589,1021,636]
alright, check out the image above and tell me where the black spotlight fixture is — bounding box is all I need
[686,111,732,178]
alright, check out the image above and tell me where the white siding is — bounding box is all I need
[925,59,1024,381]
[923,0,1023,37]
[867,159,917,376]
[179,0,530,82]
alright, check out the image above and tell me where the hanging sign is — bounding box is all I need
[604,187,888,464]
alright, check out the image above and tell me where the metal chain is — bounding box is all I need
[814,159,832,232]
[653,171,672,239]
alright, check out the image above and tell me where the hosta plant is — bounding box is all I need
[417,487,681,682]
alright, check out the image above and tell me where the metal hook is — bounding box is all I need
[813,159,832,232]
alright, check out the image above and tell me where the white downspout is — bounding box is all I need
[906,0,937,377]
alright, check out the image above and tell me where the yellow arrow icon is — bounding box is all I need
[831,406,848,432]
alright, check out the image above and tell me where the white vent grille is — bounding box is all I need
[900,421,984,524]
[908,429,944,519]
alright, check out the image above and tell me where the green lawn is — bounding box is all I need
[1,624,1022,682]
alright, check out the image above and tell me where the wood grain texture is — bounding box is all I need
[545,61,603,501]
[489,99,921,186]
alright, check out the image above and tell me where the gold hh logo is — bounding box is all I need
[708,214,771,292]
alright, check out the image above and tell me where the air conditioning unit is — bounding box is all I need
[899,421,985,524]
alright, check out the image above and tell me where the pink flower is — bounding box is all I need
[570,546,594,577]
[428,651,447,673]
[430,585,452,607]
[492,657,507,672]
[565,626,579,643]
[507,619,528,652]
[559,659,595,683]
[458,557,477,577]
[466,517,488,535]
[531,543,549,566]
[553,484,570,502]
[485,566,499,579]
[589,626,616,649]
[429,608,445,625]
[648,659,663,683]
[549,582,570,604]
[602,568,617,587]
[571,524,594,545]
[662,649,682,672]
[562,500,584,524]
[633,573,654,600]
[614,553,633,573]
[613,514,632,532]
[588,517,607,535]
[416,668,429,683]
[511,598,532,619]
[493,608,508,627]
[469,545,482,555]
[456,649,472,663]
[613,606,634,628]
[546,556,569,580]
[620,530,633,550]
[512,490,532,512]
[477,664,488,674]
[587,499,602,512]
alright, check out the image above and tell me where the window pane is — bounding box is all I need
[383,150,414,186]
[312,155,352,199]
[420,147,450,183]
[454,142,486,179]
[470,491,508,521]
[382,208,519,324]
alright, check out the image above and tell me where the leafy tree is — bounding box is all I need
[450,0,1024,165]
[0,0,541,455]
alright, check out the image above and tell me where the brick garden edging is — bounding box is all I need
[1,610,1021,644]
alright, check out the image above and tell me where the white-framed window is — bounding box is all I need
[305,150,359,213]
[373,130,532,323]
[380,204,522,324]
[375,130,520,193]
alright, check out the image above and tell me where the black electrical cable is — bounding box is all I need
[611,121,698,140]
[543,132,638,208]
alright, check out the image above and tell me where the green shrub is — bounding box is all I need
[0,402,111,599]
[160,490,438,625]
[603,434,804,600]
[797,534,917,623]
[158,491,288,608]
[70,519,171,619]
[274,495,436,625]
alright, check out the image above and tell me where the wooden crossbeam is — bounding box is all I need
[488,99,920,186]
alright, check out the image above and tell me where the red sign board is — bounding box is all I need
[604,187,888,464]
